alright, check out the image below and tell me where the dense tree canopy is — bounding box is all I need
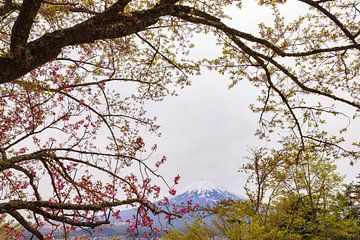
[0,0,359,239]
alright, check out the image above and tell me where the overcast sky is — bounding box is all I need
[140,0,360,197]
[144,72,260,196]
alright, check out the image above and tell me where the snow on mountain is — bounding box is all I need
[115,180,244,222]
[156,180,245,231]
[170,180,245,207]
[178,180,221,195]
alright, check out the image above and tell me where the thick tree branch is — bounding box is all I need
[10,0,42,58]
[1,198,179,217]
[0,4,180,84]
[0,199,140,212]
[0,150,54,171]
[33,207,110,229]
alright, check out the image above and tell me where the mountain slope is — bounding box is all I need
[170,180,244,207]
[117,180,244,222]
[69,180,245,238]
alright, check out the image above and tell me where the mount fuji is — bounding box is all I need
[139,180,245,233]
[106,180,245,233]
[156,180,245,230]
[59,180,245,238]
[117,180,245,222]
[170,180,245,207]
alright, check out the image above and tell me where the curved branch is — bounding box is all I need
[0,4,179,84]
[298,0,358,44]
[8,210,44,240]
[171,6,359,56]
[229,36,305,147]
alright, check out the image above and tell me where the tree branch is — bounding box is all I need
[0,4,179,84]
[8,210,44,240]
[0,0,20,16]
[298,0,358,45]
[9,0,42,59]
[171,6,359,56]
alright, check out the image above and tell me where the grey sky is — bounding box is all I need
[144,72,260,196]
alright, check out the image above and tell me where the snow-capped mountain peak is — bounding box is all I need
[171,180,244,206]
[109,180,245,230]
[178,180,221,195]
